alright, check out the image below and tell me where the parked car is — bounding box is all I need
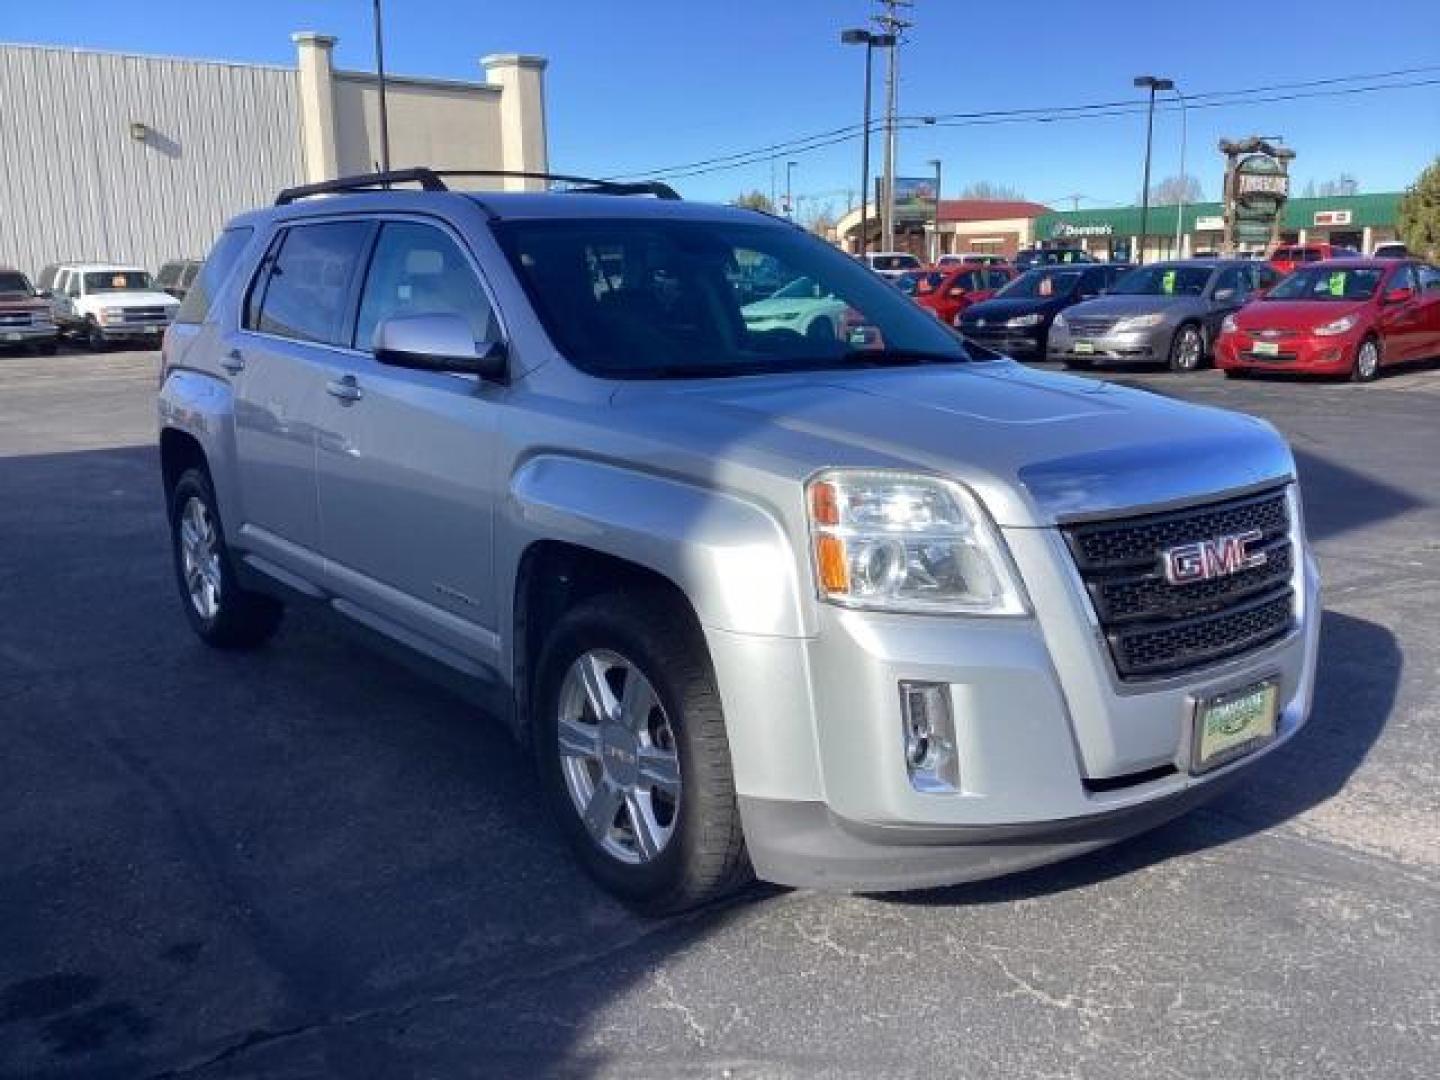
[913,265,1015,325]
[1269,243,1344,275]
[1215,259,1440,381]
[156,258,202,300]
[1050,259,1280,371]
[958,263,1132,360]
[0,267,59,355]
[46,263,180,350]
[159,169,1318,913]
[1371,241,1409,259]
[740,274,850,341]
[892,269,943,297]
[935,253,1009,269]
[1014,247,1097,271]
[863,251,924,279]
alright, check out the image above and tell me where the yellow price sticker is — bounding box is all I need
[1162,270,1176,295]
[1328,272,1345,297]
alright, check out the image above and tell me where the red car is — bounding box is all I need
[1215,259,1440,381]
[1268,242,1355,276]
[914,265,1015,326]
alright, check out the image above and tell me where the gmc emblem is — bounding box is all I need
[1162,529,1267,585]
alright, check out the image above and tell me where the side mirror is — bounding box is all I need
[1213,287,1236,302]
[947,286,967,299]
[1383,286,1414,305]
[35,289,50,299]
[373,313,507,380]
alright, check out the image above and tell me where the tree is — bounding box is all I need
[957,181,1025,201]
[1397,158,1440,258]
[731,190,775,213]
[805,202,838,238]
[1144,174,1204,206]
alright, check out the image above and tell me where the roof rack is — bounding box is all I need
[275,168,680,206]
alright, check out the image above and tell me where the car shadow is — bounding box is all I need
[876,606,1397,909]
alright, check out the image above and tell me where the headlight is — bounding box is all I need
[806,470,1027,615]
[1112,313,1165,332]
[1005,312,1041,328]
[1313,314,1359,337]
[99,307,125,324]
[1052,312,1067,328]
[1221,314,1238,335]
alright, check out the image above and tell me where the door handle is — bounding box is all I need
[326,375,364,403]
[220,349,245,374]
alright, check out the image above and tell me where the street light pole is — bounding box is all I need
[1174,87,1189,256]
[841,29,894,256]
[928,158,942,262]
[373,0,391,176]
[1133,74,1174,265]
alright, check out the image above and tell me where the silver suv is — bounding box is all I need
[159,169,1320,913]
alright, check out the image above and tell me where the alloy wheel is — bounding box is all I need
[1356,339,1380,381]
[556,649,682,865]
[178,496,222,620]
[1175,327,1203,370]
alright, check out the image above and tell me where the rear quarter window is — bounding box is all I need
[177,229,254,325]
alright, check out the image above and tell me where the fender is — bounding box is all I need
[504,454,814,640]
[158,368,243,533]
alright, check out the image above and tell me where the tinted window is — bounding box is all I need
[1109,265,1211,297]
[1264,267,1383,301]
[1212,267,1250,299]
[996,269,1083,299]
[983,269,1011,289]
[0,271,32,295]
[354,222,497,350]
[494,218,969,378]
[178,229,254,325]
[1418,265,1440,291]
[248,222,371,345]
[872,254,921,271]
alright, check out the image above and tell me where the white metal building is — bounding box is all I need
[0,34,549,277]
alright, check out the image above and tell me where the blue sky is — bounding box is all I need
[8,0,1438,214]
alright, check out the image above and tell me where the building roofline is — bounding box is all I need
[0,39,295,73]
[333,68,500,94]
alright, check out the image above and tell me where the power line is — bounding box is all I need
[605,64,1440,182]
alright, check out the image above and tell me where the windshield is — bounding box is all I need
[494,218,971,378]
[0,272,33,295]
[1109,265,1211,297]
[1264,266,1383,301]
[996,268,1083,300]
[871,254,921,271]
[84,270,152,292]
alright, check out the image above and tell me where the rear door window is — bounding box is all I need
[178,229,254,324]
[245,222,372,344]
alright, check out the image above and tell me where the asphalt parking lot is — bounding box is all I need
[2,347,1437,1079]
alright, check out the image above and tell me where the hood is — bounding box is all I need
[84,290,179,308]
[0,292,48,313]
[1063,294,1204,321]
[609,362,1293,526]
[959,295,1067,323]
[1235,299,1370,331]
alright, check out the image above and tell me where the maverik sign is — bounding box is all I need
[1219,137,1296,253]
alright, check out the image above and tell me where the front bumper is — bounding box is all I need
[96,323,169,341]
[1049,327,1167,363]
[1215,332,1357,374]
[961,327,1046,358]
[713,516,1320,893]
[0,324,59,345]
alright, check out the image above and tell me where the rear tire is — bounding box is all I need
[84,320,108,352]
[168,468,283,649]
[535,590,751,914]
[1351,336,1381,382]
[1168,323,1205,372]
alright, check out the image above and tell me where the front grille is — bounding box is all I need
[1062,487,1295,680]
[122,307,169,324]
[1066,317,1117,337]
[0,312,34,327]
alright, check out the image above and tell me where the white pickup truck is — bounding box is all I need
[46,263,180,350]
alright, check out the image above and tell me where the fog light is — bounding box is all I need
[899,681,959,792]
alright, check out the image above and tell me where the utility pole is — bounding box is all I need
[785,161,797,218]
[841,27,895,256]
[373,0,392,176]
[874,0,911,253]
[1133,74,1174,265]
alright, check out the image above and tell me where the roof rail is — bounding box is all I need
[275,168,680,206]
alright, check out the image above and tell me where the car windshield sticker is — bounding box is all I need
[1328,272,1346,297]
[1162,270,1177,295]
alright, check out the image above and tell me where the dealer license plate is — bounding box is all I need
[1073,341,1095,355]
[1252,341,1280,357]
[1191,679,1279,774]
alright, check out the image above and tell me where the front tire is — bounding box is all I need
[1351,336,1382,382]
[169,468,283,649]
[535,591,750,914]
[84,319,108,352]
[1168,323,1205,372]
